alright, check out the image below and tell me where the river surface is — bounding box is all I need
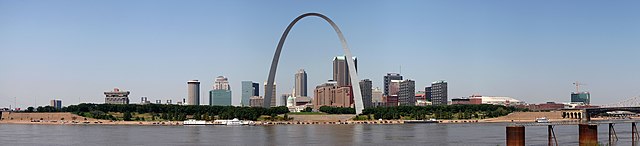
[1,123,638,145]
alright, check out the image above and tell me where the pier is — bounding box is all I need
[506,120,640,146]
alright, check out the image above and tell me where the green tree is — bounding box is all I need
[123,112,132,121]
[27,107,35,112]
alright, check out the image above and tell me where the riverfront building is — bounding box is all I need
[333,56,357,86]
[50,99,62,109]
[187,80,200,105]
[104,88,130,104]
[571,92,591,104]
[427,80,448,105]
[398,79,416,106]
[383,73,403,96]
[313,81,353,110]
[295,69,308,97]
[359,79,373,108]
[210,89,232,106]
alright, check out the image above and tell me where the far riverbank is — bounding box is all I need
[1,111,572,126]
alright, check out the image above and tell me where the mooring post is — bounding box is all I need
[634,122,639,141]
[548,125,552,146]
[579,124,598,146]
[548,125,557,146]
[609,123,618,145]
[506,125,525,146]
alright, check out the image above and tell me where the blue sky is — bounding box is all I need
[1,0,639,108]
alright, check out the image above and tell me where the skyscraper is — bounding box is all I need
[294,69,307,97]
[213,76,230,90]
[398,79,416,106]
[429,80,448,105]
[210,89,232,106]
[241,81,254,106]
[359,79,373,108]
[264,82,276,107]
[383,73,403,96]
[333,56,357,86]
[187,80,200,105]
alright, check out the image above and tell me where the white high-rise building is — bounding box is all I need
[213,76,230,90]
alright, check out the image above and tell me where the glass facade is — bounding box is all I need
[571,92,590,104]
[210,89,232,106]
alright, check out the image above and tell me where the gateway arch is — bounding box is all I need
[264,13,364,114]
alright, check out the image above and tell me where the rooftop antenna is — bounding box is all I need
[399,65,402,75]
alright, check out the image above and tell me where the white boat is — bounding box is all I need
[183,119,207,125]
[535,117,549,123]
[213,118,254,126]
[226,118,243,126]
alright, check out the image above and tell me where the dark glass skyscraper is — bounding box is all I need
[359,79,373,108]
[333,56,357,87]
[429,80,448,105]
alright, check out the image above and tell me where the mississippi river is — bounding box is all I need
[1,123,638,145]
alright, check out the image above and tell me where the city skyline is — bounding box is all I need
[2,1,640,108]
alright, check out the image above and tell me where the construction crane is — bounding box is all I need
[573,81,587,93]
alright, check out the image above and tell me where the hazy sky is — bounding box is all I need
[1,0,639,108]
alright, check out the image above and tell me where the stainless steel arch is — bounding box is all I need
[264,13,364,114]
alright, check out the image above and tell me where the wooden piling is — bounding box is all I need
[506,125,525,146]
[579,124,598,146]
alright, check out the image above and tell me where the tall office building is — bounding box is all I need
[104,88,130,104]
[398,79,416,106]
[295,69,308,97]
[210,89,232,106]
[50,99,62,109]
[252,82,260,96]
[264,82,276,107]
[333,56,357,86]
[241,81,255,106]
[213,76,230,90]
[383,73,403,96]
[429,80,448,105]
[187,80,200,105]
[359,79,373,108]
[571,92,591,104]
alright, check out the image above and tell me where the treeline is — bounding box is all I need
[319,106,355,114]
[27,103,289,121]
[362,104,525,120]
